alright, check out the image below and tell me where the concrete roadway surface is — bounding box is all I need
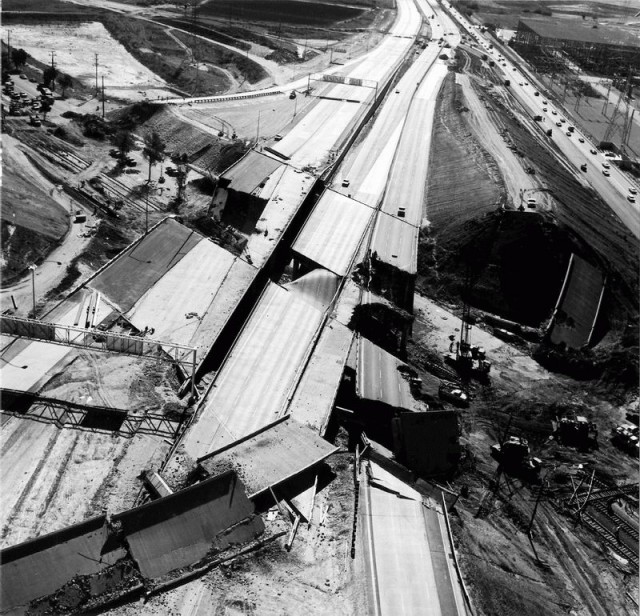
[443,1,640,240]
[360,461,468,616]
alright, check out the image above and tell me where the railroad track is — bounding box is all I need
[12,125,91,174]
[582,512,639,567]
[97,174,164,214]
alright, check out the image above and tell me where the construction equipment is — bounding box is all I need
[612,424,639,457]
[491,436,541,480]
[445,301,490,379]
[554,415,598,450]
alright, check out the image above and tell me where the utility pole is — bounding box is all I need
[7,29,11,70]
[50,50,57,90]
[256,110,261,147]
[602,78,612,115]
[95,53,99,95]
[101,76,105,119]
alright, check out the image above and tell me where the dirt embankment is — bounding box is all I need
[1,137,70,286]
[424,73,506,236]
[419,57,638,391]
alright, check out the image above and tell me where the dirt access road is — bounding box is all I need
[1,135,95,315]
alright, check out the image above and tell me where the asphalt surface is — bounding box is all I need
[360,462,468,616]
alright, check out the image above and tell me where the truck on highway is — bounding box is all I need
[504,79,510,86]
[533,115,542,122]
[568,126,575,133]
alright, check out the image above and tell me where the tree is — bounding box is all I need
[143,130,166,182]
[58,74,73,98]
[172,152,190,207]
[12,48,28,69]
[43,66,58,90]
[112,130,136,164]
[40,99,52,121]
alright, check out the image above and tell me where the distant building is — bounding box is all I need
[513,18,640,75]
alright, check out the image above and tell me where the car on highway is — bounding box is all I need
[551,110,557,115]
[590,148,597,155]
[628,195,636,203]
[556,121,562,127]
[603,169,610,176]
[525,81,529,85]
[534,91,540,96]
[543,107,547,112]
[629,187,638,195]
[602,162,611,169]
[566,131,571,136]
[581,163,587,172]
[342,179,350,188]
[560,118,566,123]
[578,137,584,143]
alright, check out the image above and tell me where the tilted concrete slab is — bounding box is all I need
[197,417,338,498]
[371,212,419,275]
[292,189,375,277]
[288,318,354,434]
[550,254,605,349]
[0,515,126,612]
[357,335,423,412]
[114,471,263,579]
[284,269,341,313]
[179,282,325,461]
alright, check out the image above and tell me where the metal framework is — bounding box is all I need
[0,314,197,398]
[0,388,181,438]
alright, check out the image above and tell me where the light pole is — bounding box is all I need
[27,261,61,318]
[28,265,37,318]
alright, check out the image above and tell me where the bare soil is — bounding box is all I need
[408,293,638,616]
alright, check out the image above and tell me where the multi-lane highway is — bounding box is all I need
[442,1,640,239]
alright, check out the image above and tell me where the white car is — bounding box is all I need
[551,110,557,115]
[629,187,638,195]
[590,148,597,155]
[578,137,584,143]
[603,169,610,177]
[628,195,636,203]
[602,162,610,169]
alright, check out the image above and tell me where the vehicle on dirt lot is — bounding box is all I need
[342,179,350,188]
[29,115,41,127]
[439,383,469,407]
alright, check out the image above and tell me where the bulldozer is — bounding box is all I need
[490,436,541,481]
